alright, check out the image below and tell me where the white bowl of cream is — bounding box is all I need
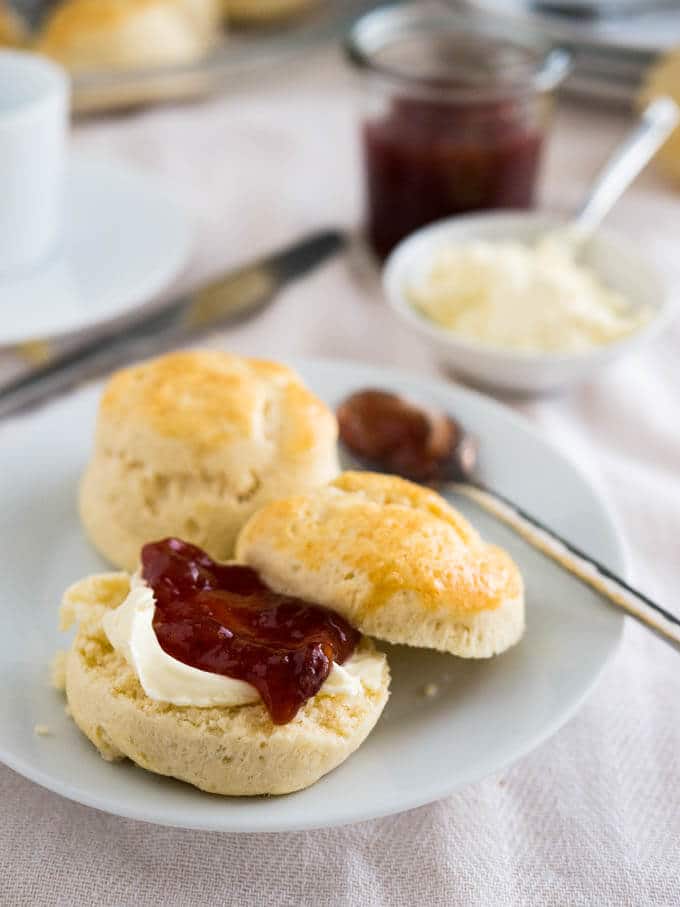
[384,212,674,394]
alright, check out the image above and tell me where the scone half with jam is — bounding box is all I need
[58,539,389,796]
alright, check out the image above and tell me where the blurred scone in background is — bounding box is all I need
[79,350,340,571]
[36,0,222,70]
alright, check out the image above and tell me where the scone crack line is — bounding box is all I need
[96,449,267,504]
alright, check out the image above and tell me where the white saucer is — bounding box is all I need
[0,357,625,832]
[0,154,193,346]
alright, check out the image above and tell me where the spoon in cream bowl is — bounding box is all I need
[383,97,680,396]
[337,388,680,654]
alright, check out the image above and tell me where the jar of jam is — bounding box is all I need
[345,6,570,259]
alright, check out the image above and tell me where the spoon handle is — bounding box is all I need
[452,481,680,653]
[575,96,680,233]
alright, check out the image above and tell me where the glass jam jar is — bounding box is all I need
[346,6,570,259]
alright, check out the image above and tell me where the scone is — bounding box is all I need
[237,471,525,658]
[59,568,389,795]
[79,350,340,571]
[0,2,27,46]
[223,0,319,25]
[639,52,680,186]
[37,0,221,70]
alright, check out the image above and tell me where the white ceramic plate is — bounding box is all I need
[0,357,625,832]
[0,155,193,346]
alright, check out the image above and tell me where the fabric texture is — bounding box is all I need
[1,50,679,906]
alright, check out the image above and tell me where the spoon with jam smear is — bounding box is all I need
[337,389,680,654]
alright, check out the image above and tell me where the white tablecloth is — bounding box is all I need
[2,49,680,907]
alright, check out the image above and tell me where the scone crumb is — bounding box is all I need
[50,650,68,691]
[422,683,439,698]
[34,724,52,737]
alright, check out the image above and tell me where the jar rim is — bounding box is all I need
[345,3,571,102]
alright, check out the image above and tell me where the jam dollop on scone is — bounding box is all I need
[236,471,525,658]
[142,538,362,724]
[79,351,340,572]
[59,539,389,796]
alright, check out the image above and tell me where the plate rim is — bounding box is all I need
[0,355,627,831]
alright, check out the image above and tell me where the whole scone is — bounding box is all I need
[37,0,221,70]
[237,471,525,658]
[79,350,340,571]
[59,573,389,796]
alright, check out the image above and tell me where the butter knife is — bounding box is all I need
[0,229,345,419]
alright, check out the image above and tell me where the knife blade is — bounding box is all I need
[0,229,345,420]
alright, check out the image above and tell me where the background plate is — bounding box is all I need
[0,357,625,832]
[0,155,193,346]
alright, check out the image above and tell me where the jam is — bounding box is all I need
[141,538,360,724]
[337,389,478,483]
[362,96,543,259]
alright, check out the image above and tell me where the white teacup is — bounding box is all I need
[0,50,69,276]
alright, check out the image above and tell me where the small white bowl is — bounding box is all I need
[383,212,674,395]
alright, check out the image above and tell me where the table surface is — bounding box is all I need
[2,48,680,907]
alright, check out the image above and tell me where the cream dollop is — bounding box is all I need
[102,574,382,708]
[408,235,650,354]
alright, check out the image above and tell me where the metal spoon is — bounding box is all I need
[571,96,679,239]
[337,389,680,653]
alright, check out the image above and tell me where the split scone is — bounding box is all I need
[58,548,389,796]
[79,350,340,571]
[237,471,525,658]
[37,0,221,71]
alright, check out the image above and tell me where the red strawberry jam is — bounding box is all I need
[141,538,360,724]
[363,96,544,259]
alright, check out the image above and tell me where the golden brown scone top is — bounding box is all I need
[99,349,336,456]
[237,471,523,617]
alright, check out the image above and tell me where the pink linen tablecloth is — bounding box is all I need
[1,49,679,906]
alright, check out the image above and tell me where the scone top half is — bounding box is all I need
[80,351,339,571]
[237,471,525,658]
